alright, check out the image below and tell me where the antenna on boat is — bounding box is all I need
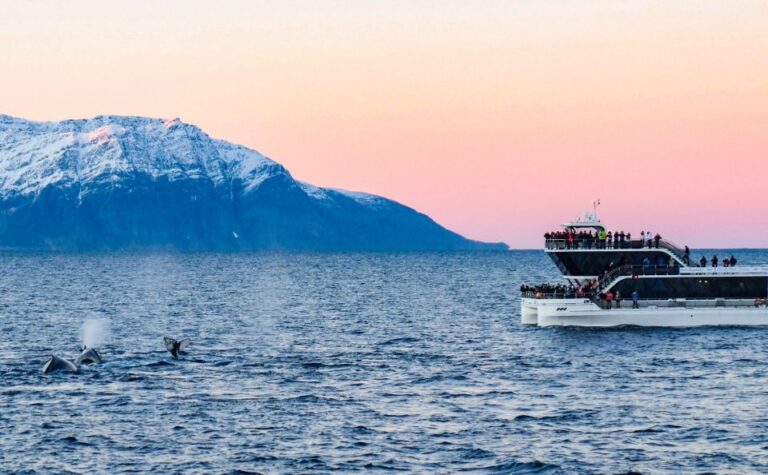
[592,199,601,218]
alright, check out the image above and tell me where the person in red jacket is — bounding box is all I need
[604,290,614,309]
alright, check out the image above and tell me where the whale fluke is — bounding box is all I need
[42,355,78,374]
[163,337,190,359]
[75,347,103,365]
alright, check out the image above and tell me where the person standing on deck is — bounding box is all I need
[712,255,718,267]
[684,246,690,265]
[730,255,737,267]
[631,290,640,309]
[605,290,614,309]
[598,229,607,249]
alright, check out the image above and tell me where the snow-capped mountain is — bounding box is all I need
[0,114,287,198]
[0,115,506,250]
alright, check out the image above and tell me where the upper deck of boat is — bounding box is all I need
[543,210,689,266]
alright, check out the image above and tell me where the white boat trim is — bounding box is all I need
[526,298,768,327]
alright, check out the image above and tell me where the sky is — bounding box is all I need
[0,0,767,248]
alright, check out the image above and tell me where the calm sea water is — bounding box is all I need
[2,250,768,473]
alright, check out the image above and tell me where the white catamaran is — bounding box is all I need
[522,209,768,327]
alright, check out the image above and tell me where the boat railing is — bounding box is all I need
[679,266,767,275]
[521,291,594,299]
[545,238,688,260]
[524,293,767,306]
[544,238,647,250]
[598,263,764,284]
[597,297,768,310]
[596,264,681,293]
[658,238,688,263]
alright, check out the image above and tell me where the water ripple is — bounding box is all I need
[1,250,768,472]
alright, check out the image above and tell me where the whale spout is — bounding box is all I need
[42,355,78,374]
[75,347,103,365]
[163,337,190,359]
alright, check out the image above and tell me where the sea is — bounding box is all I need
[2,249,768,474]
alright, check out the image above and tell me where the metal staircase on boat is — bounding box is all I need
[591,264,682,300]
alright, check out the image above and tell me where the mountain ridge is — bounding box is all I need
[0,114,507,251]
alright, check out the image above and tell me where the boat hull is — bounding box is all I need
[521,297,539,325]
[524,299,768,327]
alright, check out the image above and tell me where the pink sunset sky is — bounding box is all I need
[1,1,767,248]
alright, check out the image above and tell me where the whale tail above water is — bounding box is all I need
[42,355,78,374]
[163,337,190,359]
[75,347,103,365]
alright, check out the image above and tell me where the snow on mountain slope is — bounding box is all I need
[0,114,507,250]
[0,115,282,197]
[297,181,386,206]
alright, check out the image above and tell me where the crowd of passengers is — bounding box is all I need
[544,229,665,249]
[699,255,738,268]
[520,282,640,308]
[520,282,598,299]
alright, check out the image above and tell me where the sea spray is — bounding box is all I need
[81,318,112,348]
